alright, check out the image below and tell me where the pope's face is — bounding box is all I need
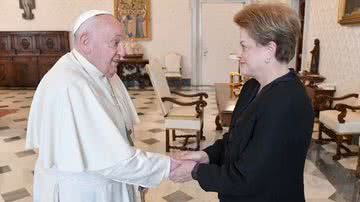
[90,16,126,78]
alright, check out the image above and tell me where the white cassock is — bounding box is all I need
[26,49,170,202]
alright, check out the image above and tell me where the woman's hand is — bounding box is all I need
[171,151,210,164]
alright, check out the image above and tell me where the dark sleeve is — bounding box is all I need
[203,132,229,165]
[195,89,314,196]
[203,79,258,165]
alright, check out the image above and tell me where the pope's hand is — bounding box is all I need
[169,160,197,183]
[171,151,209,164]
[170,158,182,172]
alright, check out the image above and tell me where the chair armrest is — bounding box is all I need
[170,91,209,100]
[334,103,360,123]
[317,93,359,102]
[161,97,207,116]
[316,93,359,111]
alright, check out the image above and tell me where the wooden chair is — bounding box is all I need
[146,59,208,152]
[316,93,360,166]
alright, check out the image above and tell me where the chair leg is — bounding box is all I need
[356,146,360,178]
[215,115,223,131]
[166,129,170,153]
[200,121,206,140]
[172,130,176,141]
[196,131,201,151]
[316,122,324,144]
[333,135,343,160]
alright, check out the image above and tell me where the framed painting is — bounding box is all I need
[114,0,151,40]
[338,0,360,25]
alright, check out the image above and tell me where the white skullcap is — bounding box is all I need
[72,10,113,36]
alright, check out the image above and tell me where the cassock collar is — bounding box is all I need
[71,49,105,78]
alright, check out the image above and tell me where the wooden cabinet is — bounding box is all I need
[12,56,39,87]
[0,58,13,86]
[38,56,59,79]
[0,31,70,87]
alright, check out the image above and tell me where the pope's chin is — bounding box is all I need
[112,61,119,67]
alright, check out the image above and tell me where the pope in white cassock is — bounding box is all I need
[26,10,178,202]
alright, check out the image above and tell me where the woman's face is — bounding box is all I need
[238,29,268,78]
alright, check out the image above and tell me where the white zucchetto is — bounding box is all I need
[72,10,113,36]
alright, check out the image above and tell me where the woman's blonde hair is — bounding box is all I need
[234,3,300,63]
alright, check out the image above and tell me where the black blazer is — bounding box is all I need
[196,70,314,202]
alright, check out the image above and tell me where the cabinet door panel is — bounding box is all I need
[38,57,58,79]
[0,59,14,86]
[12,57,39,87]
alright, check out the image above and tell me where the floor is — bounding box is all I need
[0,87,360,202]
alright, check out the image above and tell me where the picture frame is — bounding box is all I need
[338,0,360,25]
[114,0,151,41]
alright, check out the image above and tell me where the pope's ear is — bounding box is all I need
[78,32,91,54]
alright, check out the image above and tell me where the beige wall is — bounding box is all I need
[302,0,360,97]
[2,0,360,86]
[0,0,112,31]
[0,0,193,78]
[139,0,192,78]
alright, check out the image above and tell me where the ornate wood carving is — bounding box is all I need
[305,86,335,117]
[0,31,70,87]
[0,40,6,50]
[39,33,63,53]
[117,58,149,88]
[0,36,14,54]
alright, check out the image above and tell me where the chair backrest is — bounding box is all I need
[165,52,181,73]
[146,59,173,115]
[357,93,360,106]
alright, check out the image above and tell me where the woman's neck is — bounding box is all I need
[256,64,289,91]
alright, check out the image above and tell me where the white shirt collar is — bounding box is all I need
[72,49,105,78]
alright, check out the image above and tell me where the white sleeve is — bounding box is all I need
[95,149,171,188]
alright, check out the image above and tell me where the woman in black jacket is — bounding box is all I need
[169,3,314,202]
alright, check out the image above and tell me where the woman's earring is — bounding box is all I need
[265,58,271,64]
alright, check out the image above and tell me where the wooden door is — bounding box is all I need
[200,2,243,85]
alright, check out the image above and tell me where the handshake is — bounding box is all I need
[168,151,209,183]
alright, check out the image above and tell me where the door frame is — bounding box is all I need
[191,0,247,86]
